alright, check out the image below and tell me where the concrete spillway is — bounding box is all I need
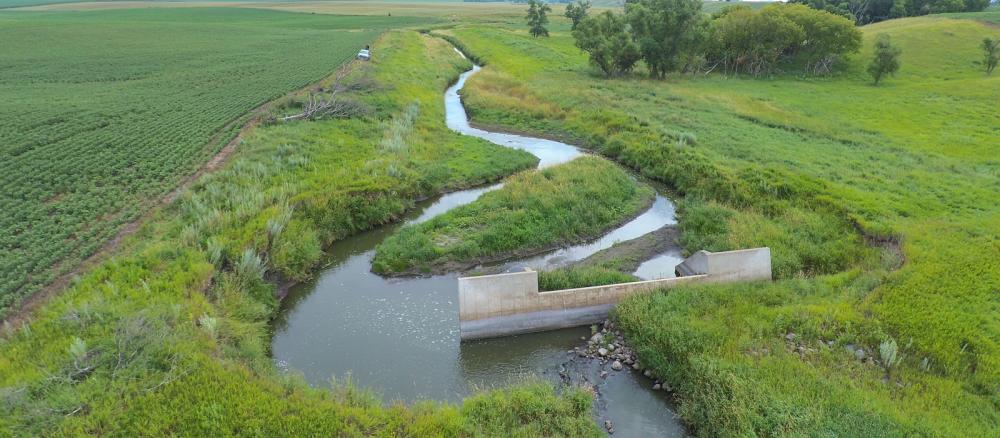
[272,59,695,437]
[459,248,773,340]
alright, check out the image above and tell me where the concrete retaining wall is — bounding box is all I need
[459,247,771,340]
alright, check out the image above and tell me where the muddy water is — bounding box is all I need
[271,64,686,436]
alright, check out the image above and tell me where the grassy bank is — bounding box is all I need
[372,156,654,275]
[443,12,999,436]
[0,28,600,436]
[0,8,433,316]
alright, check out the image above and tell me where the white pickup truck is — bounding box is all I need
[357,49,371,61]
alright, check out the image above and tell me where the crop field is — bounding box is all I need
[0,8,431,316]
[0,26,601,435]
[444,11,1000,436]
[2,0,997,435]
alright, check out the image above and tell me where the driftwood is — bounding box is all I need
[282,66,359,122]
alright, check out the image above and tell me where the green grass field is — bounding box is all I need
[2,1,998,435]
[0,8,433,316]
[0,24,603,434]
[443,11,1000,436]
[373,156,654,274]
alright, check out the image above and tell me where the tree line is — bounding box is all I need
[565,0,864,78]
[527,0,997,82]
[789,0,993,25]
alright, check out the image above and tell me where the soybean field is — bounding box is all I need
[0,8,429,315]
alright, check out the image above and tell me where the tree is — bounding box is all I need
[526,0,552,38]
[777,4,862,74]
[564,0,591,30]
[790,0,991,24]
[982,38,999,75]
[572,11,642,76]
[626,0,707,78]
[868,33,901,85]
[708,6,804,76]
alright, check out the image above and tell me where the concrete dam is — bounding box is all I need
[459,248,773,340]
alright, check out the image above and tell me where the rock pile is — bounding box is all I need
[571,319,672,393]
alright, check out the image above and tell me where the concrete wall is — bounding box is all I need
[675,248,772,281]
[459,247,771,340]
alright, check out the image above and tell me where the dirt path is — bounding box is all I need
[2,61,358,330]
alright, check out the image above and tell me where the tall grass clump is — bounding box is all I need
[538,266,637,291]
[380,102,420,154]
[373,156,654,274]
[235,248,266,285]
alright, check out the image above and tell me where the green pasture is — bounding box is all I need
[444,11,999,435]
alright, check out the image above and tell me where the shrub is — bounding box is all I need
[707,4,861,76]
[982,37,999,75]
[572,11,642,77]
[234,248,267,284]
[868,33,902,85]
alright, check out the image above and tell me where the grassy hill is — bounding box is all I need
[445,12,1000,436]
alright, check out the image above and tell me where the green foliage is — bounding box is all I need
[460,382,602,437]
[564,0,591,30]
[626,0,708,77]
[373,156,654,274]
[538,265,638,291]
[868,33,903,84]
[0,8,429,317]
[709,5,806,76]
[0,28,574,435]
[525,0,552,37]
[447,14,999,435]
[572,11,642,76]
[880,337,902,373]
[983,37,999,74]
[569,2,859,78]
[790,0,993,24]
[708,4,862,76]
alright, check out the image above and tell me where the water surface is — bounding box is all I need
[272,63,687,437]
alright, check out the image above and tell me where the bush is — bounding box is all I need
[868,33,902,85]
[572,11,642,77]
[790,0,992,24]
[707,4,861,76]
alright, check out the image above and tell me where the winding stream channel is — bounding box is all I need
[271,62,687,436]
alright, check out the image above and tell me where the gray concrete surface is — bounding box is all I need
[459,248,771,340]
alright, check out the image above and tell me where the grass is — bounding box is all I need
[944,8,1000,24]
[442,12,1000,436]
[372,156,654,274]
[538,265,638,291]
[0,24,600,435]
[0,7,435,317]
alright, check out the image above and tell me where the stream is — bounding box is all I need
[271,63,687,436]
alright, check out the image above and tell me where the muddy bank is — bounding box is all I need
[570,225,680,274]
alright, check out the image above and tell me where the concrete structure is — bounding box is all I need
[459,247,771,340]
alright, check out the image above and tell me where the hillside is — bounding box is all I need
[447,12,1000,436]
